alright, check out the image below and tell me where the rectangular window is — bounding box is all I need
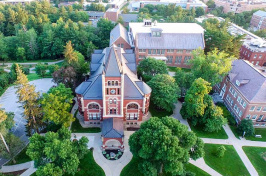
[237,96,241,103]
[148,49,152,54]
[233,91,237,98]
[229,87,233,93]
[114,109,116,114]
[121,44,124,48]
[257,107,262,111]
[246,114,251,119]
[117,88,120,95]
[167,56,173,63]
[175,56,182,64]
[184,56,191,64]
[110,109,113,114]
[139,49,146,53]
[254,54,257,58]
[177,49,183,53]
[157,49,161,55]
[167,49,174,53]
[250,106,255,111]
[252,115,257,120]
[186,50,192,53]
[161,50,165,54]
[256,61,259,65]
[263,107,266,112]
[106,88,109,95]
[258,115,264,121]
[239,111,243,117]
[242,102,247,108]
[152,49,156,54]
[139,55,145,59]
[259,54,262,59]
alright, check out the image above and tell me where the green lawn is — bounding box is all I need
[27,73,52,81]
[0,59,63,64]
[71,110,101,133]
[189,121,228,139]
[167,66,190,72]
[242,146,266,176]
[6,146,31,165]
[121,157,210,176]
[204,144,250,176]
[216,103,240,139]
[149,102,173,118]
[65,150,105,176]
[245,128,266,142]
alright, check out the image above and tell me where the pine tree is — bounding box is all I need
[15,64,43,135]
[64,41,78,65]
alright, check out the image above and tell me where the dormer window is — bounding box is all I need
[236,80,240,86]
[152,31,161,37]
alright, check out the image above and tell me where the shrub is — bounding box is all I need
[237,119,255,137]
[215,145,226,158]
[22,67,30,75]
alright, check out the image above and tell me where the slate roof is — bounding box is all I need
[109,24,130,46]
[253,10,266,17]
[102,118,124,138]
[119,14,138,23]
[87,11,105,17]
[75,46,151,100]
[229,60,266,103]
[136,33,205,49]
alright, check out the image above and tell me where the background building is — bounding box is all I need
[250,10,266,30]
[214,60,266,127]
[128,20,205,68]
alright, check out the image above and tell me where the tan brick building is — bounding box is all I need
[214,60,266,128]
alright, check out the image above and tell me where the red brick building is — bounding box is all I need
[239,39,266,67]
[109,24,132,50]
[105,8,120,22]
[250,10,266,30]
[75,46,151,150]
[128,20,205,68]
[214,60,266,128]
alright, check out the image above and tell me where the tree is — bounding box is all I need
[122,8,129,14]
[137,57,168,82]
[181,78,211,123]
[16,47,26,62]
[216,145,226,158]
[35,63,47,77]
[15,64,43,135]
[190,49,235,86]
[195,7,205,17]
[0,133,24,164]
[174,68,195,96]
[41,84,74,127]
[53,66,77,89]
[64,41,78,65]
[0,108,14,154]
[237,119,255,137]
[181,78,226,131]
[48,64,59,75]
[95,18,115,48]
[206,0,215,8]
[203,19,244,57]
[129,117,204,176]
[27,127,89,175]
[147,74,180,112]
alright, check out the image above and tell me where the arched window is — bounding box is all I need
[88,103,99,109]
[114,99,117,104]
[109,99,113,104]
[108,81,111,86]
[115,81,118,86]
[127,103,138,109]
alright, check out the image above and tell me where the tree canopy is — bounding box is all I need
[147,74,180,112]
[27,127,89,176]
[237,119,255,137]
[129,116,204,176]
[137,57,168,82]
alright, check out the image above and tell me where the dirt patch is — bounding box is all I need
[2,169,27,176]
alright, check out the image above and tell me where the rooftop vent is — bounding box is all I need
[143,19,152,27]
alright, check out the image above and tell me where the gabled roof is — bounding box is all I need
[109,24,130,46]
[136,33,205,49]
[229,60,266,103]
[102,118,124,138]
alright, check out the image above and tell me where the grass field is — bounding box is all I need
[6,146,31,165]
[189,121,228,139]
[27,73,52,81]
[120,157,210,176]
[242,146,266,176]
[245,128,266,142]
[149,102,173,118]
[204,144,250,176]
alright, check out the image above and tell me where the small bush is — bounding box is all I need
[215,145,226,158]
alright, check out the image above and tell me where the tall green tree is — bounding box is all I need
[137,57,168,82]
[190,49,235,86]
[237,119,255,137]
[174,68,195,96]
[41,83,74,127]
[129,117,204,176]
[147,74,180,112]
[27,127,89,176]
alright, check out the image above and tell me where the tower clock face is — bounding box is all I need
[110,89,116,94]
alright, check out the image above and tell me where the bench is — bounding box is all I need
[255,135,262,138]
